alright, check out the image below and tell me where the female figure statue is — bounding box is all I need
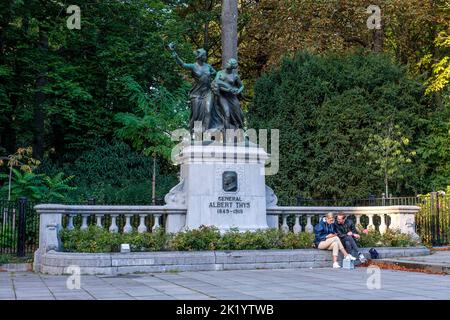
[212,58,245,130]
[168,43,219,132]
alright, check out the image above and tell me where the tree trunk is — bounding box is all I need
[372,12,384,53]
[204,20,209,56]
[152,157,156,205]
[385,166,389,199]
[221,0,238,67]
[33,28,48,160]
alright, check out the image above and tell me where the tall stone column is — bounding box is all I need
[221,0,238,67]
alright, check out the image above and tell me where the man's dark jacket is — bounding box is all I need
[333,218,358,240]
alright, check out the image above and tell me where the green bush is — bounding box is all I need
[357,226,417,248]
[169,226,221,251]
[357,226,382,247]
[59,225,418,253]
[121,229,170,252]
[60,226,122,253]
[380,228,418,247]
[216,229,283,250]
[281,231,315,249]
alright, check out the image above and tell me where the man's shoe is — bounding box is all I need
[359,253,367,262]
[344,254,357,261]
[333,262,341,269]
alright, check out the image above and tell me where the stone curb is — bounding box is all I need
[376,258,450,274]
[0,263,33,272]
[36,246,430,275]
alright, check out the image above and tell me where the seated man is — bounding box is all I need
[333,212,367,263]
[314,212,356,269]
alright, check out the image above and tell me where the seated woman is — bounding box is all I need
[314,212,357,268]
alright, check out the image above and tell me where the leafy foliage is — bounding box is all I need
[38,139,178,204]
[60,224,417,253]
[249,51,441,204]
[115,76,190,160]
[60,225,312,252]
[357,226,419,247]
[0,164,76,202]
[0,169,44,201]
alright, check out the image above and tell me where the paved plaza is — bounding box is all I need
[1,267,450,300]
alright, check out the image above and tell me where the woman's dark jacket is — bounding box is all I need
[314,219,336,246]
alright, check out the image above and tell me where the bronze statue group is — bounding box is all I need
[168,43,245,135]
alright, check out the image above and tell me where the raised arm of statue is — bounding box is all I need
[168,42,194,71]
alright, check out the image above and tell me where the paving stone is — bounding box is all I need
[3,266,450,300]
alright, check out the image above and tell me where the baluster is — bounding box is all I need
[355,214,361,227]
[281,215,289,233]
[67,213,75,230]
[95,214,103,228]
[379,214,387,233]
[109,214,119,233]
[305,215,314,233]
[80,213,89,230]
[367,214,375,230]
[152,214,161,231]
[123,214,133,233]
[138,214,148,233]
[293,215,302,234]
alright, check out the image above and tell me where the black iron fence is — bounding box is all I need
[0,198,39,256]
[0,197,166,256]
[416,192,450,246]
[296,195,421,207]
[2,194,448,255]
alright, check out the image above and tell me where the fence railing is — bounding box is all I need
[295,195,422,207]
[416,192,449,246]
[4,193,449,257]
[0,198,39,256]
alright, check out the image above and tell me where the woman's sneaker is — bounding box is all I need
[333,262,341,268]
[344,254,357,261]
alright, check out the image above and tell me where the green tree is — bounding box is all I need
[363,123,415,197]
[42,172,77,202]
[249,51,434,203]
[0,169,45,201]
[114,76,189,160]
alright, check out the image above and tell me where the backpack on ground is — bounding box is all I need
[369,248,379,259]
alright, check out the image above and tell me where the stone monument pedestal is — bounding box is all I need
[166,142,274,233]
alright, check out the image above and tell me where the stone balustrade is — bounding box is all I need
[33,203,422,273]
[34,204,420,259]
[267,205,421,237]
[34,204,187,254]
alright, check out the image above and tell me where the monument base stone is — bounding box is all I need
[166,142,275,233]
